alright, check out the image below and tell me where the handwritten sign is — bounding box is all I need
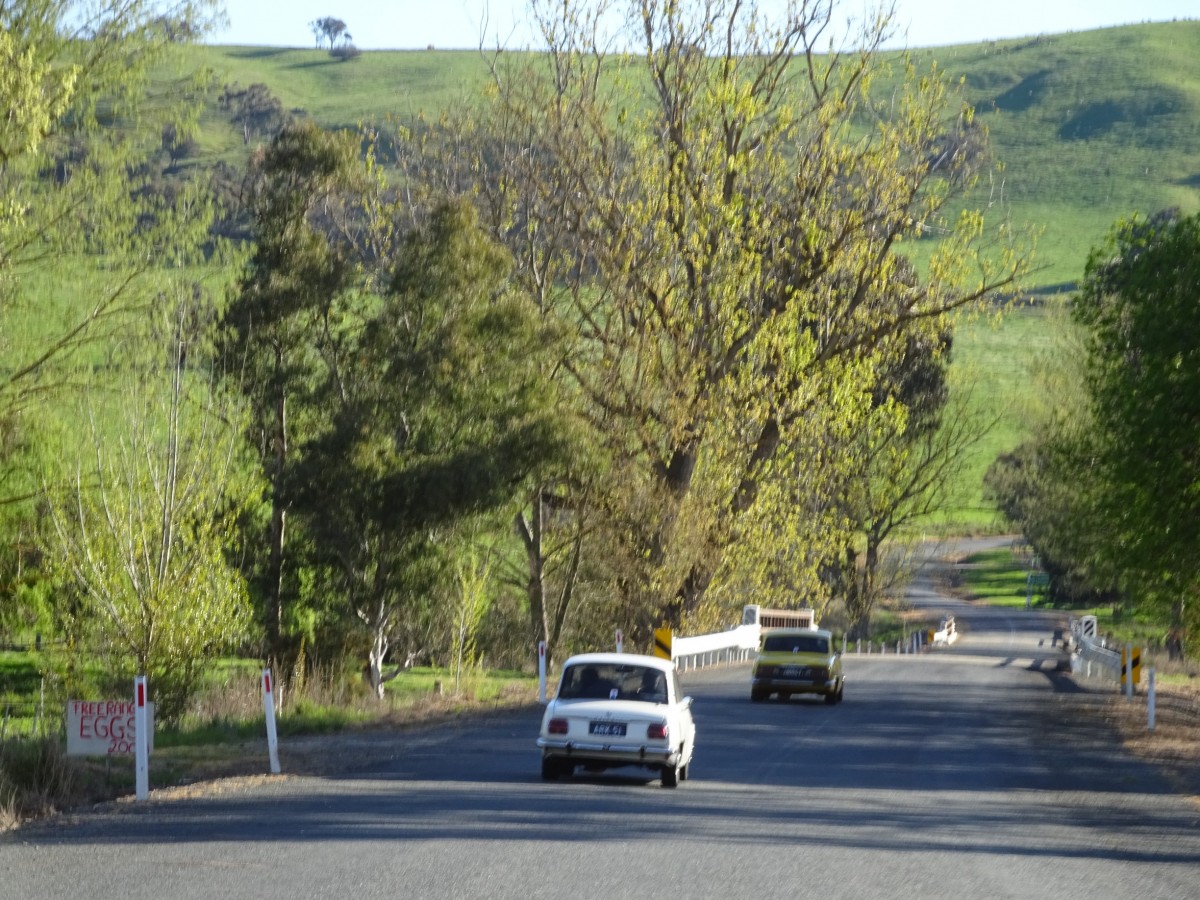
[66,700,154,756]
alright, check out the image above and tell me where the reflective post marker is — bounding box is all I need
[616,629,624,654]
[538,641,547,704]
[1148,667,1156,731]
[134,675,149,801]
[1125,643,1134,698]
[262,669,281,774]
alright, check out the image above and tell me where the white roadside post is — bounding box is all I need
[538,641,547,704]
[262,669,281,774]
[134,675,149,801]
[1148,667,1157,731]
[1126,643,1134,699]
[616,629,624,654]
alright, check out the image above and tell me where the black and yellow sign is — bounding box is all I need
[653,627,673,661]
[1121,646,1142,688]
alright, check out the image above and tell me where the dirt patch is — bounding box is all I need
[1094,681,1200,801]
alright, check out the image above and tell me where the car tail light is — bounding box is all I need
[547,718,569,735]
[647,722,668,740]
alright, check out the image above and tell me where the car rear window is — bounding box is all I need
[762,634,828,654]
[558,663,668,702]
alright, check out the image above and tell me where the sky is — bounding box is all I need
[209,1,1198,52]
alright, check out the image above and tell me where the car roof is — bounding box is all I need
[762,627,833,639]
[560,652,674,672]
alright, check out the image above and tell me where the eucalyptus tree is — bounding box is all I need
[218,120,374,669]
[476,0,1029,631]
[291,198,570,696]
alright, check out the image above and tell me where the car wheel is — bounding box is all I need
[661,763,680,788]
[837,681,845,703]
[541,757,567,780]
[824,688,838,705]
[750,688,767,702]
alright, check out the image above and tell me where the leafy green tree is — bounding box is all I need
[217,120,372,671]
[985,211,1200,645]
[219,82,288,145]
[0,0,226,661]
[45,283,256,724]
[1072,211,1200,644]
[837,337,995,639]
[477,0,1029,631]
[377,103,606,667]
[292,198,570,696]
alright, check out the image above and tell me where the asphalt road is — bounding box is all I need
[4,543,1199,899]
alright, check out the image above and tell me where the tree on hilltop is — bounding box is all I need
[309,16,347,49]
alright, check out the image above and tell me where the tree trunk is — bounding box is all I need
[368,627,387,701]
[266,385,287,664]
[516,494,549,660]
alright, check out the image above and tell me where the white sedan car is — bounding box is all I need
[537,652,696,787]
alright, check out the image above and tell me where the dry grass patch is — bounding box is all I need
[1098,680,1200,802]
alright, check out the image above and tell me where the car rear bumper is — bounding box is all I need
[537,738,681,766]
[752,676,840,694]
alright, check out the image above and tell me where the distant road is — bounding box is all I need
[908,534,1071,655]
[6,549,1199,900]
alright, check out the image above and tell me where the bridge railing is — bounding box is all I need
[1070,615,1121,682]
[672,625,761,672]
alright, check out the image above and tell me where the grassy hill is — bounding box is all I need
[180,23,1199,528]
[196,21,1200,293]
[913,22,1200,289]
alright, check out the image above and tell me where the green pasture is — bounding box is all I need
[911,298,1066,532]
[0,649,537,746]
[182,22,1200,294]
[925,23,1200,289]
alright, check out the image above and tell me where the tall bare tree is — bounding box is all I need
[471,0,1030,634]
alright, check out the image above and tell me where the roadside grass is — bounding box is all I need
[0,656,539,828]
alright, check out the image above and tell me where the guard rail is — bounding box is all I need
[1069,615,1121,682]
[672,625,761,672]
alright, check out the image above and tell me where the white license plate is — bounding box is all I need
[589,721,627,737]
[780,666,807,678]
